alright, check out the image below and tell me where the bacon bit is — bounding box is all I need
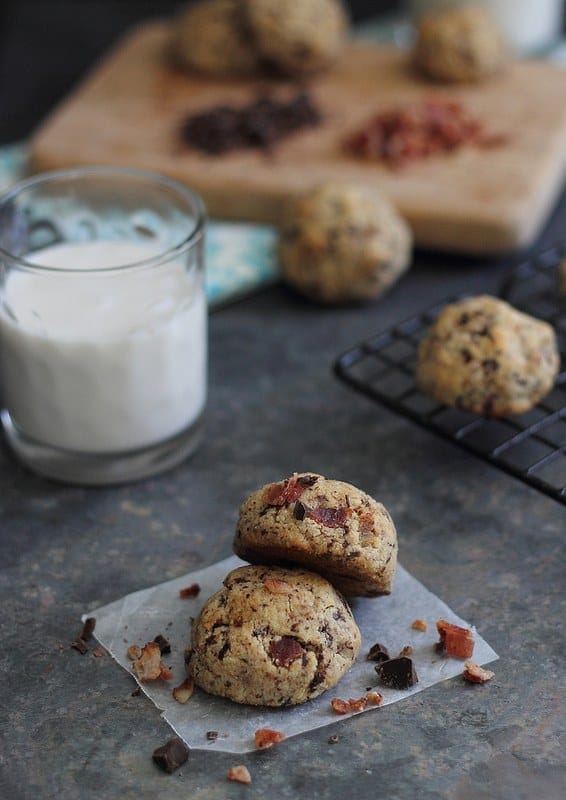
[399,645,413,657]
[263,474,318,507]
[436,619,475,659]
[132,642,173,682]
[366,691,384,706]
[412,619,427,632]
[331,692,382,714]
[92,646,106,658]
[179,583,200,599]
[263,578,293,595]
[70,638,88,655]
[254,728,286,749]
[227,765,251,784]
[358,510,375,536]
[268,636,306,667]
[127,644,142,661]
[306,506,351,528]
[173,678,195,703]
[463,661,495,684]
[344,98,508,170]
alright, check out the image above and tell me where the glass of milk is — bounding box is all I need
[0,167,207,485]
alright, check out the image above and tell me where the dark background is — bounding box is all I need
[0,0,400,145]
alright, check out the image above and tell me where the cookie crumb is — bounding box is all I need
[127,645,142,661]
[132,642,173,682]
[463,661,495,683]
[227,765,251,784]
[398,645,413,657]
[412,619,427,632]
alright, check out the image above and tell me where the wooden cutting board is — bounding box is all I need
[30,21,566,255]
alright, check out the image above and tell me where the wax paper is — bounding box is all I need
[84,556,498,754]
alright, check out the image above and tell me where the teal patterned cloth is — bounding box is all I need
[0,144,279,309]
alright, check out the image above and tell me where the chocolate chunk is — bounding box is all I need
[131,686,141,697]
[80,617,96,641]
[376,656,418,689]
[294,500,306,520]
[152,737,189,774]
[153,634,171,655]
[70,638,88,655]
[482,359,499,372]
[297,475,319,487]
[367,642,390,663]
[461,348,472,363]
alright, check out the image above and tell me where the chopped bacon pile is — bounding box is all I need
[436,619,475,659]
[344,99,508,169]
[331,692,383,714]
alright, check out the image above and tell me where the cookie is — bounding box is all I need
[416,295,560,417]
[234,473,398,597]
[187,564,361,706]
[279,183,412,304]
[172,0,261,78]
[414,5,508,83]
[244,0,348,76]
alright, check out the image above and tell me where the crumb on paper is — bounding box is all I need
[254,728,285,749]
[127,645,142,661]
[331,692,383,715]
[398,645,413,657]
[132,642,173,682]
[173,678,195,704]
[463,661,495,683]
[412,619,427,632]
[227,765,251,784]
[179,583,201,599]
[436,619,475,659]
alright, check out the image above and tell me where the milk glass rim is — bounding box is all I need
[0,166,207,275]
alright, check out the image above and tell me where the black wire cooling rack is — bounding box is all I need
[334,243,566,504]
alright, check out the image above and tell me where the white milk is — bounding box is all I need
[0,241,207,453]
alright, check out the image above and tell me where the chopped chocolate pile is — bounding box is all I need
[181,92,322,154]
[375,656,419,690]
[344,98,508,169]
[152,737,189,774]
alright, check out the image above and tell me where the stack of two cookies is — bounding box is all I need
[186,473,397,707]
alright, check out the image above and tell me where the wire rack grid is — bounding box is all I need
[334,243,566,504]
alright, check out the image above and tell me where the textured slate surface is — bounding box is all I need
[1,191,565,799]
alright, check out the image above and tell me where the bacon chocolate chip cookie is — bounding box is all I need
[233,473,398,597]
[186,564,361,706]
[416,295,559,417]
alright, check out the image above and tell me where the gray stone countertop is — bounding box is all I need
[1,197,565,800]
